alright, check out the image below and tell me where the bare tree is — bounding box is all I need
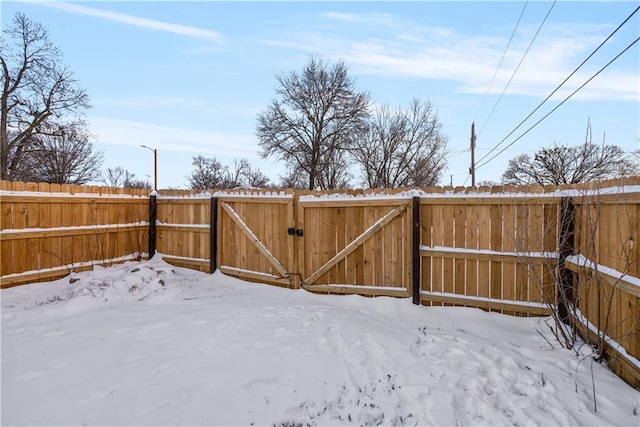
[278,166,307,189]
[103,166,150,189]
[352,99,449,188]
[316,149,353,190]
[502,143,637,186]
[227,158,249,188]
[477,180,498,188]
[19,124,103,185]
[502,120,638,186]
[187,156,270,190]
[103,166,127,187]
[1,13,91,180]
[240,161,271,188]
[256,56,370,190]
[226,158,271,188]
[187,155,228,190]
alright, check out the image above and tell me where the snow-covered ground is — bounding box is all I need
[2,256,639,426]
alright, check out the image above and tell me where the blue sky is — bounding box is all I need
[2,1,639,189]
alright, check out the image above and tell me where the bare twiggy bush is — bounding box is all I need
[510,183,640,387]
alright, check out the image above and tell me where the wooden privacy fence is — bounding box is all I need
[1,179,639,388]
[0,181,149,287]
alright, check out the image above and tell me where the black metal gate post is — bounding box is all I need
[210,197,218,273]
[412,196,421,305]
[148,194,157,258]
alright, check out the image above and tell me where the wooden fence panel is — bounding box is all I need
[420,204,433,297]
[478,204,491,299]
[454,204,466,295]
[431,204,444,300]
[490,204,503,300]
[156,198,211,272]
[349,206,365,286]
[466,204,479,298]
[502,203,516,308]
[419,196,558,315]
[442,204,455,297]
[0,181,148,288]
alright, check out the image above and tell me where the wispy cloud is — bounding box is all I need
[267,14,638,103]
[93,97,261,117]
[41,1,223,41]
[89,117,256,156]
[321,12,398,27]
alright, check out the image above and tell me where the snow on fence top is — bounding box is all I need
[157,189,295,200]
[0,180,149,198]
[3,176,640,200]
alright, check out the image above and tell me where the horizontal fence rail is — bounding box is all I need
[1,178,639,388]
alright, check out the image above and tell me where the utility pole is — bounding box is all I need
[469,122,476,187]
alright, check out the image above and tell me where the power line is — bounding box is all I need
[477,0,556,137]
[476,147,538,153]
[474,4,640,167]
[473,1,529,123]
[476,35,640,170]
[447,148,470,158]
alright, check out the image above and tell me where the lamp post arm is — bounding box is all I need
[140,145,158,191]
[153,149,158,191]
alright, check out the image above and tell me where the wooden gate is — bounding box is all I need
[297,196,412,297]
[216,192,297,287]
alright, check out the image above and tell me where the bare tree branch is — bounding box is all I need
[352,98,449,188]
[18,124,103,185]
[1,13,91,180]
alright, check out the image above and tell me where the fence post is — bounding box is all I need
[412,196,421,305]
[558,197,575,323]
[210,197,218,273]
[148,193,157,259]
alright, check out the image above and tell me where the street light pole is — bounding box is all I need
[140,145,157,191]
